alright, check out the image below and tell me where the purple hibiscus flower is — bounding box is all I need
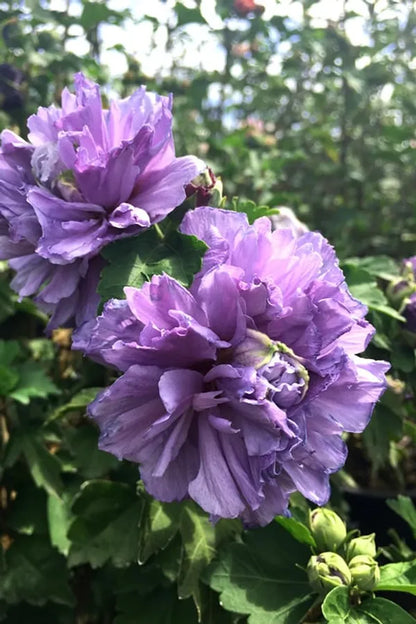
[401,257,416,332]
[388,256,416,332]
[80,207,389,525]
[0,73,204,330]
[404,292,416,332]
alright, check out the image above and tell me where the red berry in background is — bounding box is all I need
[233,0,265,17]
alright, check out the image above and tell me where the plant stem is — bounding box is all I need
[154,223,165,240]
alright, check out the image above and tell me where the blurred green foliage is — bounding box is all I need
[1,0,415,259]
[121,0,416,259]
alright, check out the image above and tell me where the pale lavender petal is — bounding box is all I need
[129,155,205,223]
[313,356,390,433]
[197,266,246,343]
[188,416,247,518]
[158,369,203,414]
[9,254,52,297]
[125,274,206,327]
[28,187,108,262]
[108,203,151,229]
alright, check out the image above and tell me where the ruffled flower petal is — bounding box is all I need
[82,206,389,525]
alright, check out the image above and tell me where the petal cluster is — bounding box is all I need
[81,206,389,525]
[0,73,204,330]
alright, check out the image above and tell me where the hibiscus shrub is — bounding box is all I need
[1,2,416,621]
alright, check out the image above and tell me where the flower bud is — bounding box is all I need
[307,552,352,595]
[232,328,276,369]
[270,207,309,237]
[387,278,415,306]
[346,534,376,561]
[309,508,347,552]
[386,258,416,309]
[349,555,380,591]
[404,293,416,333]
[185,168,223,207]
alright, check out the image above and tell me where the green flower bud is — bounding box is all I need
[307,552,352,595]
[232,328,276,369]
[346,534,377,561]
[309,508,347,552]
[349,555,380,592]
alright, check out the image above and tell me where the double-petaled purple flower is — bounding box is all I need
[80,207,389,525]
[0,73,204,330]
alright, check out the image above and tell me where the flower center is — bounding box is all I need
[259,344,309,408]
[31,142,63,187]
[230,328,309,409]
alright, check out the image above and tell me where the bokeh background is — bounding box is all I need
[1,0,415,259]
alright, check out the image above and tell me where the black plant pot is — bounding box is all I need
[343,486,416,547]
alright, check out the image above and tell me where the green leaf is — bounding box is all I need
[229,197,280,224]
[356,597,416,623]
[0,340,21,366]
[138,498,241,614]
[343,266,404,321]
[10,362,60,404]
[48,387,102,422]
[115,585,198,624]
[65,424,119,478]
[371,331,391,351]
[138,498,182,564]
[322,586,356,622]
[344,256,399,281]
[154,533,183,583]
[362,405,403,472]
[0,535,74,607]
[67,480,143,568]
[20,432,63,497]
[376,560,416,595]
[175,4,206,27]
[275,516,316,547]
[323,589,416,623]
[47,491,74,556]
[98,229,207,305]
[0,365,19,396]
[386,496,416,537]
[0,342,59,402]
[80,1,126,30]
[204,522,314,623]
[0,340,20,395]
[28,338,56,363]
[178,502,217,606]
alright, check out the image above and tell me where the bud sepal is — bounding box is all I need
[349,555,380,592]
[346,534,377,562]
[307,552,352,595]
[309,508,347,553]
